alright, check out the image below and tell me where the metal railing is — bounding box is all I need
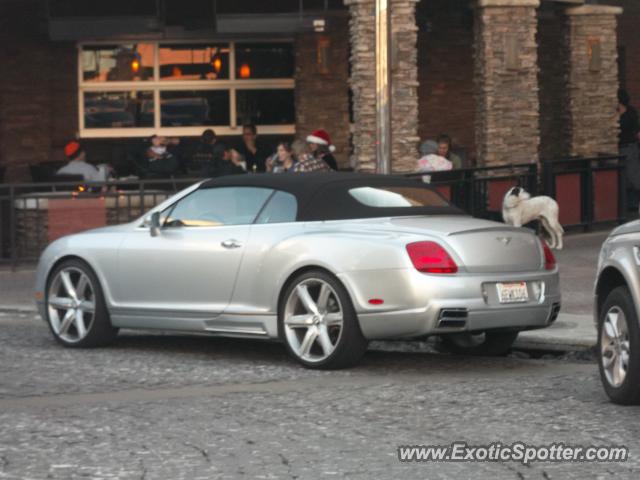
[406,163,539,221]
[0,177,201,265]
[541,154,627,230]
[0,155,630,265]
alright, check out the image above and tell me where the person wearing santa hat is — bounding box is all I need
[305,129,338,171]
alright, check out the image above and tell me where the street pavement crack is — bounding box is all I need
[184,442,210,463]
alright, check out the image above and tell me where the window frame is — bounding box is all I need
[160,186,277,229]
[254,190,298,225]
[77,39,295,138]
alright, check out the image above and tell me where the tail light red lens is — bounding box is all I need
[406,241,458,274]
[540,238,556,270]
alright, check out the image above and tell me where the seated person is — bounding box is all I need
[187,129,226,176]
[306,129,337,171]
[270,142,299,173]
[435,134,463,169]
[417,140,452,172]
[138,135,179,177]
[291,140,331,172]
[57,141,110,182]
[205,146,246,178]
[237,124,269,173]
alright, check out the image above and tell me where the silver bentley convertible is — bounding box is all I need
[35,173,561,368]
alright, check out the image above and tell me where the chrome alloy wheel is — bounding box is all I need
[47,267,96,343]
[601,306,631,388]
[283,278,344,363]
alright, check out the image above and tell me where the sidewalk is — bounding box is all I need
[0,229,612,351]
[0,267,37,312]
[514,229,609,352]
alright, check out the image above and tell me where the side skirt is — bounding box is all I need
[110,308,279,339]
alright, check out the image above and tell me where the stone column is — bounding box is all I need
[390,0,420,172]
[345,0,377,172]
[474,0,541,166]
[345,0,419,173]
[564,5,622,157]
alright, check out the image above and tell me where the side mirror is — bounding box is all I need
[150,211,161,237]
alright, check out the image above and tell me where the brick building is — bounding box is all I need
[0,0,637,182]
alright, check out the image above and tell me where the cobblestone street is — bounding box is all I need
[1,311,639,479]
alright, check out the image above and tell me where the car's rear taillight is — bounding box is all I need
[540,238,556,270]
[406,241,458,274]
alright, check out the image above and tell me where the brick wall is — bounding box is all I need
[294,15,351,168]
[609,0,640,107]
[417,0,475,162]
[0,0,78,183]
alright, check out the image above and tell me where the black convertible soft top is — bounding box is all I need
[201,172,464,221]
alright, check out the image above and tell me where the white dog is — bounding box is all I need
[502,187,564,250]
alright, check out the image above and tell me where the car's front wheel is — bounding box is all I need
[439,330,518,356]
[45,259,118,348]
[279,270,368,369]
[598,286,640,405]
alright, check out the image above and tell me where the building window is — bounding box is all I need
[84,91,154,128]
[160,90,230,127]
[78,41,295,138]
[234,43,294,79]
[159,44,230,81]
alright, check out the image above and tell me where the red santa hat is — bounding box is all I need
[306,129,336,152]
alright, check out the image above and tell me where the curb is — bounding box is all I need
[0,305,38,315]
[513,338,594,353]
[0,308,597,354]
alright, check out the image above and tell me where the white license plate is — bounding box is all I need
[496,282,529,304]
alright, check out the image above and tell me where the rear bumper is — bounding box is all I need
[338,268,561,340]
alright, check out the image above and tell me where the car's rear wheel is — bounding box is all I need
[46,259,118,348]
[598,286,640,405]
[279,270,368,369]
[439,330,518,356]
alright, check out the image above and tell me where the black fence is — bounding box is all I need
[0,178,199,265]
[406,163,539,221]
[0,155,630,265]
[542,155,627,230]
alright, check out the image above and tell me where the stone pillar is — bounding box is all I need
[390,0,420,172]
[346,0,419,172]
[345,0,377,172]
[474,0,541,166]
[565,5,622,157]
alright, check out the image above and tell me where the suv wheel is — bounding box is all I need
[598,286,640,405]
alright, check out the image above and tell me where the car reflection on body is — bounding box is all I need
[35,173,561,369]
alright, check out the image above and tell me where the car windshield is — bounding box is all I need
[348,186,449,208]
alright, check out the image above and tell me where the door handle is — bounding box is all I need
[221,239,242,249]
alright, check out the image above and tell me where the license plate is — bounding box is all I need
[496,282,529,304]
